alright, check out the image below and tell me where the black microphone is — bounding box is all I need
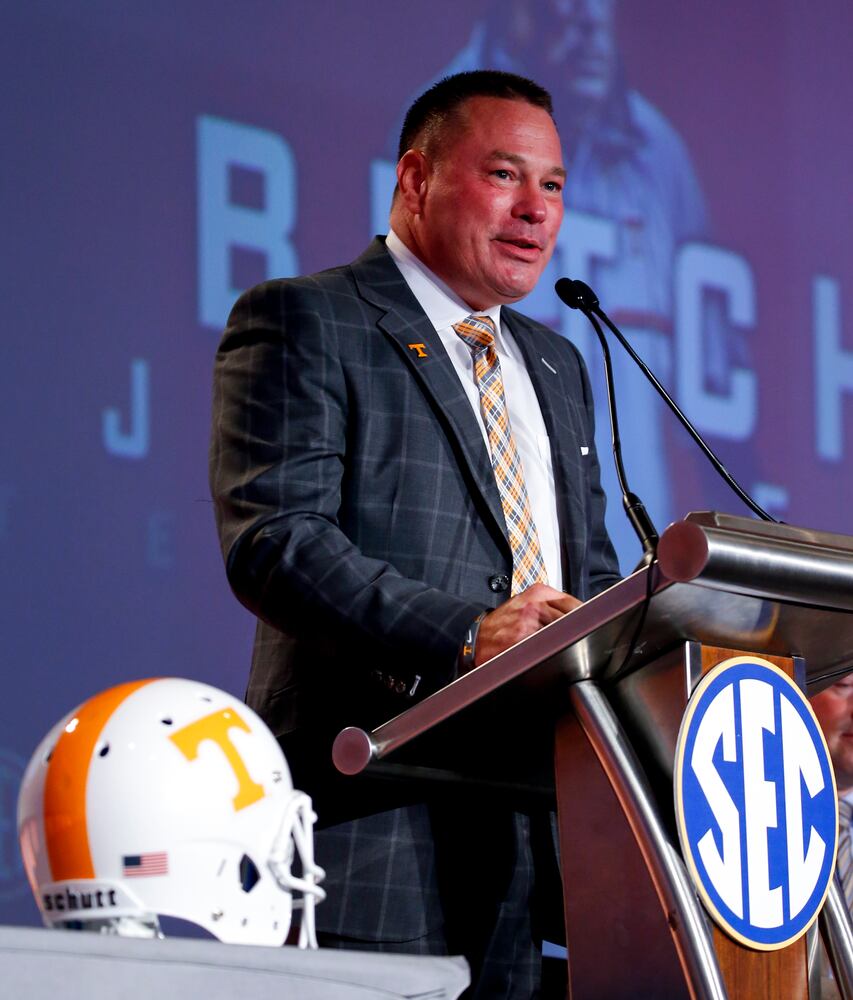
[555,277,777,525]
[555,277,599,312]
[554,279,658,564]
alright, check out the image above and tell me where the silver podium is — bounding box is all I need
[333,512,853,999]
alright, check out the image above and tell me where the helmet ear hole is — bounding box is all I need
[239,854,261,893]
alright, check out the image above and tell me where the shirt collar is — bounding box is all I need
[386,229,503,334]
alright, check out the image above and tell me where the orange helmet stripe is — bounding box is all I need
[44,679,155,881]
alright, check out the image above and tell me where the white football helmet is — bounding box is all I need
[18,677,324,947]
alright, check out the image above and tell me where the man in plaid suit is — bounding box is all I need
[211,71,620,997]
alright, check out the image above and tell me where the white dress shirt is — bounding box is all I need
[385,230,563,590]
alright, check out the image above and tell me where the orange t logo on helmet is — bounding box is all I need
[170,708,265,811]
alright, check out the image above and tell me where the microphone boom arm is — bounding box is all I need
[584,308,659,560]
[554,276,777,525]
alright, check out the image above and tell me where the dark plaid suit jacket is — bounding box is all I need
[210,237,620,821]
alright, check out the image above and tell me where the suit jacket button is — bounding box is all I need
[488,574,510,593]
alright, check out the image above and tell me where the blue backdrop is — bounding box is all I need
[2,0,852,924]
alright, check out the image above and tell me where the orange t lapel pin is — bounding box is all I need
[407,343,428,358]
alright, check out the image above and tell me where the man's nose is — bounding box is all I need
[512,184,547,224]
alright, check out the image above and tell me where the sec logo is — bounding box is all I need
[675,657,837,950]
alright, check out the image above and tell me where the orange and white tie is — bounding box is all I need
[454,314,547,595]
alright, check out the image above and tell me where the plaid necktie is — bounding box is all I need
[454,314,547,595]
[837,799,853,908]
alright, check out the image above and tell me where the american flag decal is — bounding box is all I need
[122,852,169,877]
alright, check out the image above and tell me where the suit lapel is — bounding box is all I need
[350,241,510,553]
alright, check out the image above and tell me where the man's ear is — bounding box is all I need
[396,149,430,216]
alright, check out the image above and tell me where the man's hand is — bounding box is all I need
[474,583,581,666]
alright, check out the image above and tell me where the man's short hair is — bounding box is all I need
[396,70,554,163]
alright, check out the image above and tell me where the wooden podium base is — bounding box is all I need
[554,643,810,1000]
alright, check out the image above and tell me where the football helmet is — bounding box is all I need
[18,677,325,947]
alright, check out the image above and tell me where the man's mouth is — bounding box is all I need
[495,237,544,259]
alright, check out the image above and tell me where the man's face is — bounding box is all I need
[497,0,617,108]
[811,679,853,792]
[411,96,565,311]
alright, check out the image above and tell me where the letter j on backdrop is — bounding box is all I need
[675,657,837,950]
